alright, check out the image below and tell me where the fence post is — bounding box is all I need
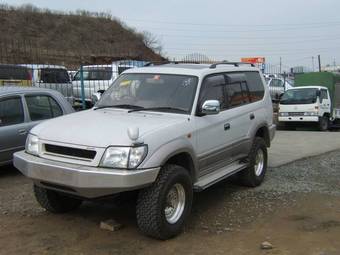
[80,65,86,110]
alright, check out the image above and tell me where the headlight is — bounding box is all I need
[100,145,147,169]
[280,112,289,116]
[25,134,40,156]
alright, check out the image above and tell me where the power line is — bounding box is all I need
[156,36,340,47]
[135,23,340,33]
[125,18,340,28]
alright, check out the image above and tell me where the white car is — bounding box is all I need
[72,60,146,106]
[14,62,275,239]
[266,77,294,101]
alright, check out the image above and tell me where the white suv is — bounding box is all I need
[14,62,275,239]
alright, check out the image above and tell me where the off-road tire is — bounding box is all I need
[136,164,193,240]
[239,137,268,187]
[34,185,82,213]
[319,116,329,131]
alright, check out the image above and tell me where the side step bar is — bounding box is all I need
[193,162,248,192]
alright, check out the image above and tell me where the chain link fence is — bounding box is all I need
[0,42,288,109]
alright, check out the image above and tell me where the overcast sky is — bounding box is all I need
[3,0,340,70]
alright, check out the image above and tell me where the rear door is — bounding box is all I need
[24,94,63,128]
[0,96,29,164]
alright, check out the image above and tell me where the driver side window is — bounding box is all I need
[199,75,228,111]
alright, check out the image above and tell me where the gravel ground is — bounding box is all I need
[0,150,340,254]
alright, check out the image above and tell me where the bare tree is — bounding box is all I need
[141,31,163,55]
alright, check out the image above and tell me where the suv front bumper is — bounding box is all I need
[13,151,160,199]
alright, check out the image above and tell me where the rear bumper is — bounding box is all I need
[13,151,160,198]
[278,116,319,122]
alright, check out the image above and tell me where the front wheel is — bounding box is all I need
[239,137,268,187]
[319,116,329,131]
[34,185,82,213]
[136,164,193,240]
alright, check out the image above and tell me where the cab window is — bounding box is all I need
[0,97,24,126]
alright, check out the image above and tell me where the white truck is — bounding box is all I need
[278,72,340,130]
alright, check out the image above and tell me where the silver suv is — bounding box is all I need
[14,62,275,240]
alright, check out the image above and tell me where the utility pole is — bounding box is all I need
[312,56,315,72]
[279,57,282,74]
[318,55,322,72]
[333,58,336,71]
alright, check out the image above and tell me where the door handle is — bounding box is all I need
[250,113,255,120]
[18,129,27,135]
[224,123,230,131]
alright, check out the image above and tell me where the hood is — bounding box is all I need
[279,103,317,112]
[31,109,188,148]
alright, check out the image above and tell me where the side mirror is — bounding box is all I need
[92,90,105,105]
[201,100,220,115]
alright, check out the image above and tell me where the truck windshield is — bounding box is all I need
[280,88,318,105]
[96,73,198,114]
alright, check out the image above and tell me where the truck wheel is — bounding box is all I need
[136,164,193,240]
[240,137,267,187]
[34,185,82,213]
[319,116,329,131]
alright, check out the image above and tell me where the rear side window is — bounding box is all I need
[245,72,265,102]
[225,73,251,108]
[0,97,24,126]
[0,66,30,80]
[199,74,228,111]
[39,69,70,83]
[74,68,112,81]
[25,95,63,121]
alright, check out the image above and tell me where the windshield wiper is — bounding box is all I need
[94,104,144,111]
[128,107,188,114]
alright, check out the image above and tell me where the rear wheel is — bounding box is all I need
[34,185,82,213]
[239,137,268,187]
[136,164,193,240]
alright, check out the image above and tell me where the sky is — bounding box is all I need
[3,0,340,71]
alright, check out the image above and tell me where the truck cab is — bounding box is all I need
[278,86,331,130]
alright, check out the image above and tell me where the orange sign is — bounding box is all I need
[241,57,265,64]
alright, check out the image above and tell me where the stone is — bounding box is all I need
[100,219,123,232]
[260,241,273,250]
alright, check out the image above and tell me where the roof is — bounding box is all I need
[19,64,67,69]
[287,85,327,90]
[124,63,259,77]
[0,86,61,96]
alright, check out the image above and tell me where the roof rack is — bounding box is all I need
[209,61,255,69]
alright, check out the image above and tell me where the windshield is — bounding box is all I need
[280,88,318,105]
[96,73,198,114]
[39,68,70,83]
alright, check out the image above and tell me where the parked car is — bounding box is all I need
[14,62,275,239]
[20,64,74,104]
[0,64,32,86]
[72,60,147,106]
[0,87,74,166]
[278,72,340,131]
[266,78,294,101]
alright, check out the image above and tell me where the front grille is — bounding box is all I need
[288,112,304,116]
[44,144,96,159]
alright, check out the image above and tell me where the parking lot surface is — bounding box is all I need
[1,131,340,255]
[269,130,340,167]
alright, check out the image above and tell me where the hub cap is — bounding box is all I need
[255,149,265,176]
[164,183,186,224]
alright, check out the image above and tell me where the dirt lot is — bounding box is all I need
[1,150,340,255]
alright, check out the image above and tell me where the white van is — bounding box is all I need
[72,60,146,106]
[20,64,74,104]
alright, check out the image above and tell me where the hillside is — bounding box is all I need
[0,5,164,68]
